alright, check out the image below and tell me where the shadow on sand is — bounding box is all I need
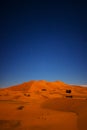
[42,98,87,130]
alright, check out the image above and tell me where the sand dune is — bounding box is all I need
[0,80,87,130]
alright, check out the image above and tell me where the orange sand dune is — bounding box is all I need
[0,80,87,130]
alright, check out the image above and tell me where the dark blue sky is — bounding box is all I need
[0,0,87,87]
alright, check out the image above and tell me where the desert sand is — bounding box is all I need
[0,80,87,130]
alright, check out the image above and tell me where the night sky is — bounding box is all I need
[0,0,87,87]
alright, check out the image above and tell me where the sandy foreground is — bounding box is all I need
[0,80,87,130]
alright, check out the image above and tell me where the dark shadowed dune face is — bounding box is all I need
[0,120,21,130]
[42,98,87,130]
[42,98,86,114]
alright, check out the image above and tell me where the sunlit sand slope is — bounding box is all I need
[0,80,87,130]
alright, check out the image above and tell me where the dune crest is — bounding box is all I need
[1,80,74,90]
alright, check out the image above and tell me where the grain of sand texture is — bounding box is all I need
[0,80,87,130]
